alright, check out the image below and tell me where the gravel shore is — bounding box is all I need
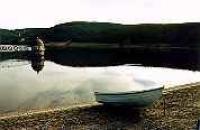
[1,84,200,130]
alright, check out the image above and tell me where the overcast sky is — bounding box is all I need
[0,0,200,29]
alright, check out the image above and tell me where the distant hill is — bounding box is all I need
[0,29,18,44]
[1,21,200,47]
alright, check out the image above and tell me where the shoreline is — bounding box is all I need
[1,82,200,120]
[0,103,100,120]
[1,83,200,129]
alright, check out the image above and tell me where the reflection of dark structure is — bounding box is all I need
[30,37,45,74]
[31,55,45,74]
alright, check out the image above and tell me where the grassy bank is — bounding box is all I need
[1,84,200,130]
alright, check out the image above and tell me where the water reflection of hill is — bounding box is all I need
[0,52,45,73]
[0,52,28,62]
[45,47,200,71]
[0,47,200,71]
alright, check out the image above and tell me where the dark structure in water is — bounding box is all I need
[30,37,46,74]
[32,37,45,56]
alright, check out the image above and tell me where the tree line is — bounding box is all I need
[1,21,200,47]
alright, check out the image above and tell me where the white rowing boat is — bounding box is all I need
[95,86,164,107]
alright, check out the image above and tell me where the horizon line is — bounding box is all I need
[1,20,200,30]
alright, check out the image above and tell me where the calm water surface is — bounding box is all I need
[0,47,200,116]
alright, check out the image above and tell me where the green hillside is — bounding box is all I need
[1,21,200,47]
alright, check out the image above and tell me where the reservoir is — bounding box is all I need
[0,47,200,117]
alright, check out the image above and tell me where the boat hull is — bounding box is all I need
[95,87,163,107]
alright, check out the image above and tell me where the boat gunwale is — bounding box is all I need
[94,86,164,95]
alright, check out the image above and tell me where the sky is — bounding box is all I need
[0,0,200,29]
